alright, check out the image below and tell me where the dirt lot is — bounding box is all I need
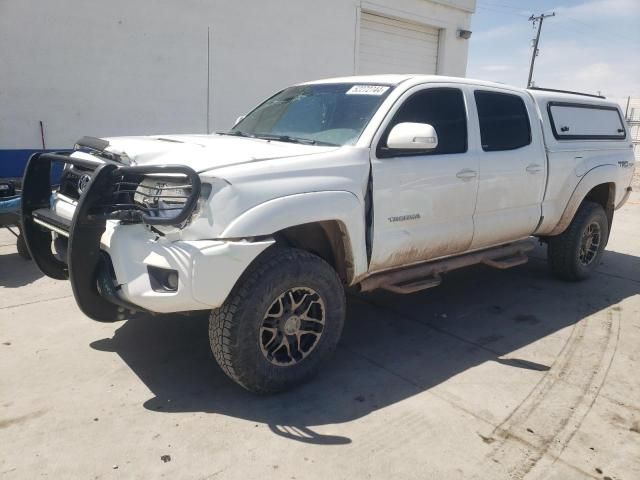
[1,193,639,480]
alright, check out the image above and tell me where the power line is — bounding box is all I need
[559,13,640,46]
[478,1,530,13]
[478,1,640,47]
[527,12,555,88]
[475,4,529,19]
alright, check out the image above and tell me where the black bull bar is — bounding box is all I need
[21,152,201,321]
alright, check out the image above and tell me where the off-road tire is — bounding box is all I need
[547,201,608,281]
[16,233,31,260]
[209,247,345,393]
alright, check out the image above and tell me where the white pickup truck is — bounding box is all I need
[22,75,635,392]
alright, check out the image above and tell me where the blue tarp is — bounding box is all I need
[0,149,59,178]
[1,149,66,181]
[0,196,21,214]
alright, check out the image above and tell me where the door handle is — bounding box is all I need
[526,164,542,174]
[456,169,477,181]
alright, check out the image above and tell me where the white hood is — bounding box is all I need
[101,134,339,173]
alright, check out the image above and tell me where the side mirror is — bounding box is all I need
[387,122,438,150]
[234,115,246,127]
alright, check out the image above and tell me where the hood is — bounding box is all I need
[101,134,339,173]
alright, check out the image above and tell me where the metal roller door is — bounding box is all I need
[358,12,440,75]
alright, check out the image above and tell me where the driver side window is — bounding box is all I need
[378,87,468,157]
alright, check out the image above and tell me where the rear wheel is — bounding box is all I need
[547,201,608,281]
[209,247,345,393]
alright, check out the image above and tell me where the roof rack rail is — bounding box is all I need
[528,86,605,99]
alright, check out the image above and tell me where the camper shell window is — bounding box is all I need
[548,102,626,140]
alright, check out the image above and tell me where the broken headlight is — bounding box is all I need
[127,176,211,231]
[133,177,194,220]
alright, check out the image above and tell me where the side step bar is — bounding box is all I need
[383,275,442,295]
[359,239,536,294]
[482,253,529,269]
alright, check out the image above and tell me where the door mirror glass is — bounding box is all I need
[387,122,438,150]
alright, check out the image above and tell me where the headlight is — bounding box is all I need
[131,177,211,231]
[134,178,192,219]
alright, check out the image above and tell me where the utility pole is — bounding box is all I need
[527,12,555,88]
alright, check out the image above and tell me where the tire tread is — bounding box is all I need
[209,247,344,393]
[547,201,608,281]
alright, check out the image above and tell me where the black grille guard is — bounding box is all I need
[21,151,201,321]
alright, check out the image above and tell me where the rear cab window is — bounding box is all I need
[547,102,626,140]
[474,90,532,151]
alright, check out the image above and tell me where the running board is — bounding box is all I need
[360,239,536,294]
[383,275,442,294]
[482,253,529,269]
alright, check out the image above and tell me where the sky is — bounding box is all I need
[467,0,640,103]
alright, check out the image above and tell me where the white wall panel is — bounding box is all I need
[0,0,474,155]
[358,12,439,75]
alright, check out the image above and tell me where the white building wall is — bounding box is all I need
[0,0,474,158]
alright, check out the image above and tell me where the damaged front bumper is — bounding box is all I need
[99,223,273,314]
[21,150,272,321]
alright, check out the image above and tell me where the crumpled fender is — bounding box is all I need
[221,191,367,282]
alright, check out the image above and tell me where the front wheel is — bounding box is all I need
[547,201,609,281]
[16,233,31,260]
[209,247,345,393]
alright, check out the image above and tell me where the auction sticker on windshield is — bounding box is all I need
[346,85,390,95]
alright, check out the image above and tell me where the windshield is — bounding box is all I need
[229,83,393,146]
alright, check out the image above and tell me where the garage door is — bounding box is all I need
[358,12,440,75]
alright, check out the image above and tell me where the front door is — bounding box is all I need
[369,85,479,272]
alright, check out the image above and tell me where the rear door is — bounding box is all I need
[468,89,546,249]
[369,85,478,271]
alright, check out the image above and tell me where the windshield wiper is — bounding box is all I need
[255,134,340,146]
[218,131,338,146]
[216,130,255,138]
[253,134,318,145]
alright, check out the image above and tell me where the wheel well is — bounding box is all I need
[584,183,615,230]
[273,221,354,284]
